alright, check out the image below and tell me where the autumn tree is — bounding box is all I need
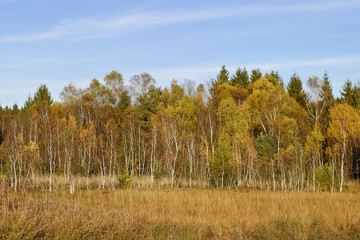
[85,79,114,106]
[174,95,196,186]
[265,71,284,87]
[305,122,325,191]
[245,77,308,190]
[327,103,360,192]
[104,70,125,103]
[211,135,231,187]
[130,72,156,101]
[4,67,360,193]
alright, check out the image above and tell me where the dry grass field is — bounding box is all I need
[1,178,360,240]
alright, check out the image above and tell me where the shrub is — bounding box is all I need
[315,163,333,190]
[118,171,133,188]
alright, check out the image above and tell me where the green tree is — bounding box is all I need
[340,80,358,108]
[250,68,262,83]
[319,71,335,131]
[230,67,249,87]
[136,85,162,131]
[353,82,360,108]
[214,65,230,86]
[287,72,304,104]
[33,84,53,105]
[340,79,352,102]
[116,90,131,114]
[23,95,33,110]
[322,71,332,93]
[211,135,232,188]
[321,71,334,103]
[169,81,185,107]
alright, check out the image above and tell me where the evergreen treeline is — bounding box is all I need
[1,67,360,192]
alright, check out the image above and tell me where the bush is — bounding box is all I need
[118,171,133,188]
[315,163,333,190]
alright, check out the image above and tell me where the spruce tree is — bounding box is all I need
[321,72,334,102]
[322,71,332,92]
[319,71,335,135]
[340,80,355,107]
[211,65,230,98]
[116,90,131,114]
[230,67,249,87]
[250,68,262,83]
[22,95,33,110]
[353,81,360,108]
[286,72,303,103]
[214,65,230,85]
[136,85,162,131]
[28,84,53,107]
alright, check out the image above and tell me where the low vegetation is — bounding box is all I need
[1,180,360,239]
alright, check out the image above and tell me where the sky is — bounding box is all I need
[0,0,360,107]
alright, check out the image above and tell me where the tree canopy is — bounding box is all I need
[0,67,358,192]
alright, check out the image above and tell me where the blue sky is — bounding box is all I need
[1,0,360,107]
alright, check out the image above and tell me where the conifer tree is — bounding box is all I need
[136,85,162,131]
[31,84,53,106]
[322,71,332,93]
[319,71,335,131]
[340,80,356,107]
[214,65,230,85]
[230,67,249,87]
[211,66,230,101]
[116,91,131,114]
[250,68,262,83]
[352,81,360,108]
[287,72,303,104]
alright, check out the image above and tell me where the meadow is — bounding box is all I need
[1,176,360,239]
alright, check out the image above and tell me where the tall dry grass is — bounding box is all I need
[1,183,360,239]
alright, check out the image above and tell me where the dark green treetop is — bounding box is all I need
[340,80,354,106]
[214,65,230,85]
[33,84,53,105]
[230,67,249,87]
[250,68,262,83]
[287,72,303,103]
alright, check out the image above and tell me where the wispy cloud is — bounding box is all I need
[1,1,359,42]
